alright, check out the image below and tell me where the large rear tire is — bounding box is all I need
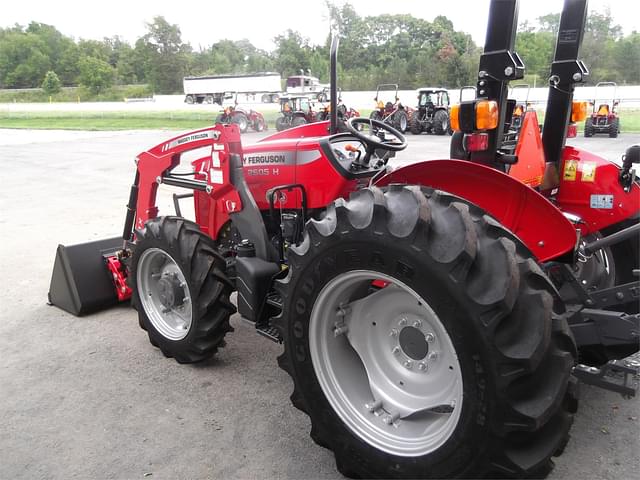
[275,116,288,131]
[609,118,619,138]
[275,186,577,479]
[232,112,249,133]
[131,217,235,363]
[394,110,408,133]
[433,109,449,135]
[584,118,594,137]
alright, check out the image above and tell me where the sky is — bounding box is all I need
[1,0,636,51]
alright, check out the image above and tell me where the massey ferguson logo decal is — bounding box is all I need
[243,153,288,165]
[162,130,221,152]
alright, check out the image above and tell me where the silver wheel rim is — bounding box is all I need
[400,115,407,131]
[237,116,248,131]
[309,270,463,457]
[137,248,193,341]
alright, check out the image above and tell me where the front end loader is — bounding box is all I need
[48,0,639,478]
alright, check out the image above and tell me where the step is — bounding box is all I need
[256,323,283,343]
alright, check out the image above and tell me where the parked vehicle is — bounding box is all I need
[274,95,319,131]
[49,2,639,479]
[183,72,282,105]
[370,84,410,133]
[216,93,266,133]
[409,87,451,135]
[585,81,621,137]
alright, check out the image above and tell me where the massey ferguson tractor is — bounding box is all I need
[215,92,266,133]
[370,83,411,133]
[409,87,452,135]
[584,81,621,137]
[49,1,639,478]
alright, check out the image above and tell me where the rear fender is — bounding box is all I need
[376,159,577,262]
[556,146,640,234]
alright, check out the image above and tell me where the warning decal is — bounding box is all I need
[581,162,597,182]
[563,160,578,181]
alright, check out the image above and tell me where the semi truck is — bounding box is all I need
[183,72,282,105]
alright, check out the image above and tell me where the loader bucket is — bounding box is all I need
[48,237,123,316]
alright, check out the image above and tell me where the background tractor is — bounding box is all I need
[409,87,452,135]
[49,1,639,479]
[584,81,621,137]
[274,95,319,131]
[215,92,266,133]
[370,83,410,133]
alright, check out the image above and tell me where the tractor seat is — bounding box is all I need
[597,104,609,116]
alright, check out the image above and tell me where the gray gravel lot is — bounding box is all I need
[0,129,638,479]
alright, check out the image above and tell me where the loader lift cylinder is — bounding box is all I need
[122,171,140,244]
[541,0,589,166]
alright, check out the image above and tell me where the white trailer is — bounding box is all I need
[183,72,282,105]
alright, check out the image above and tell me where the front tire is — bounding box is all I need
[409,113,422,134]
[275,186,577,479]
[131,217,235,363]
[232,112,249,133]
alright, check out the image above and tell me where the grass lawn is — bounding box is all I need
[0,108,637,132]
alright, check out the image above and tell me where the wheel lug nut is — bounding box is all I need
[418,362,427,371]
[365,400,382,412]
[428,351,438,361]
[404,360,413,369]
[392,346,401,355]
[389,328,398,337]
[398,318,407,327]
[413,320,422,328]
[383,413,399,425]
[425,333,435,343]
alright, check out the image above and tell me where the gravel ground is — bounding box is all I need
[0,128,638,479]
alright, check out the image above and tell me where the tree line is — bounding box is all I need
[0,3,638,96]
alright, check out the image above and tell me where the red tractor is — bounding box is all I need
[409,87,452,135]
[370,83,411,133]
[50,1,639,478]
[274,95,319,131]
[215,93,266,133]
[584,81,621,138]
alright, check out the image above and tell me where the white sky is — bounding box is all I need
[1,0,636,51]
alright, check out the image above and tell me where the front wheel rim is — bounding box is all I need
[137,248,193,340]
[309,270,463,457]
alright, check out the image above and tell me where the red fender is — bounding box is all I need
[376,160,577,262]
[556,146,640,235]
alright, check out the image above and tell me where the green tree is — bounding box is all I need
[139,16,190,93]
[273,30,312,77]
[41,70,61,94]
[78,56,114,93]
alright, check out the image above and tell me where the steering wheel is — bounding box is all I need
[345,117,407,154]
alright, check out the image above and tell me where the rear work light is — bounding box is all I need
[450,100,499,132]
[463,133,489,151]
[571,101,588,122]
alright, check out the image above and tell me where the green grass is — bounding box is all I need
[0,107,637,132]
[0,85,154,103]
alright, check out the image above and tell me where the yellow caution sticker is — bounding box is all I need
[581,162,597,182]
[563,160,578,181]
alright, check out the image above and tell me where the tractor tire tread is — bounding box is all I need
[273,186,577,479]
[130,216,235,364]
